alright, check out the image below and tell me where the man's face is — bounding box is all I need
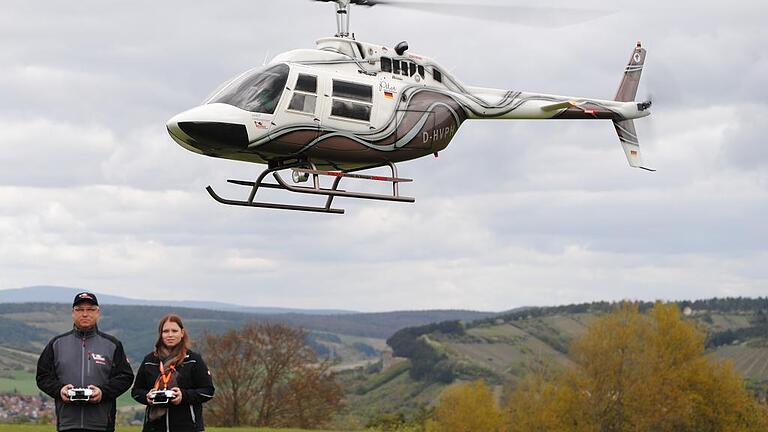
[72,303,100,329]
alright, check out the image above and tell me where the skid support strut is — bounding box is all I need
[206,162,415,214]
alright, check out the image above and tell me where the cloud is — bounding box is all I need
[720,105,768,170]
[0,119,117,187]
[0,0,766,311]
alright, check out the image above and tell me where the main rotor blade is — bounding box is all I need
[354,1,615,27]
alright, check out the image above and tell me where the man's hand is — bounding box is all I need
[87,385,103,403]
[170,387,182,405]
[60,384,74,402]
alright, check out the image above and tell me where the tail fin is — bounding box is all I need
[615,41,646,102]
[613,42,653,171]
[614,119,654,171]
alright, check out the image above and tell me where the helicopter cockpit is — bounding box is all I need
[205,64,290,114]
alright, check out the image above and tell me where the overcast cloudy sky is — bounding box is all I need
[0,1,765,312]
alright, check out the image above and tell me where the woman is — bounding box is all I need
[132,314,214,432]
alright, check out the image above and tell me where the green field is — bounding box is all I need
[0,371,40,395]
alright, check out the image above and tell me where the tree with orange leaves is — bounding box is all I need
[426,380,505,432]
[506,302,768,432]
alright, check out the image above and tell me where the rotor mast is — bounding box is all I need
[334,0,352,38]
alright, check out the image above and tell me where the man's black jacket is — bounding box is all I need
[36,325,134,431]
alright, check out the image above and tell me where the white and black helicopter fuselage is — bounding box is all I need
[166,1,652,214]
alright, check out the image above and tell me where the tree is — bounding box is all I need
[271,358,344,429]
[506,302,768,432]
[202,327,260,426]
[426,380,504,432]
[506,369,587,432]
[202,322,343,428]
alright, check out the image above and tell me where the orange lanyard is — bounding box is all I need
[158,361,175,390]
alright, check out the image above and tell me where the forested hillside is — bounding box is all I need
[0,302,493,368]
[337,298,768,426]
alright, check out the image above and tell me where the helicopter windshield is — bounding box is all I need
[207,64,289,114]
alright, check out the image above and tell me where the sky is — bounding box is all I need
[0,0,766,312]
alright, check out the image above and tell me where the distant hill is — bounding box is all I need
[0,301,497,370]
[338,298,768,423]
[0,286,358,315]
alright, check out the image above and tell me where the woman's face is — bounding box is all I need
[161,321,184,348]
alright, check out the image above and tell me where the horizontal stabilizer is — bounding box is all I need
[541,100,577,112]
[613,119,654,171]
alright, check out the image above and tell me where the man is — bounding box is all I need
[36,292,134,432]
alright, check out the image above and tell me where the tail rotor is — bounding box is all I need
[613,42,654,171]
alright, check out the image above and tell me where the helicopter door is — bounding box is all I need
[269,72,321,155]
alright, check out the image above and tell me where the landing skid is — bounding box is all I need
[206,162,415,214]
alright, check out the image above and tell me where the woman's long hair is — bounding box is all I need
[154,314,191,368]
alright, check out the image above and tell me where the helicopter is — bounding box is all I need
[166,0,652,214]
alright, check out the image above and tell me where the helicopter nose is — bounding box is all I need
[166,103,252,152]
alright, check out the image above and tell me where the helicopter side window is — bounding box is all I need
[409,63,417,77]
[333,80,372,103]
[208,64,289,114]
[381,57,392,73]
[295,74,317,93]
[331,80,373,122]
[392,60,401,75]
[288,74,318,114]
[331,100,372,122]
[399,61,410,76]
[417,65,425,79]
[432,67,442,83]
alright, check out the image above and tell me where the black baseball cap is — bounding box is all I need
[73,292,99,307]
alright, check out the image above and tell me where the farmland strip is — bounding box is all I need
[757,349,768,378]
[743,350,762,377]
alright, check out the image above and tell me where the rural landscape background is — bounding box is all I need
[1,286,766,430]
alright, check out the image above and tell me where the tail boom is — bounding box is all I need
[456,42,653,169]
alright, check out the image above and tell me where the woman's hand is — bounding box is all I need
[146,391,154,404]
[87,385,103,403]
[171,387,182,405]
